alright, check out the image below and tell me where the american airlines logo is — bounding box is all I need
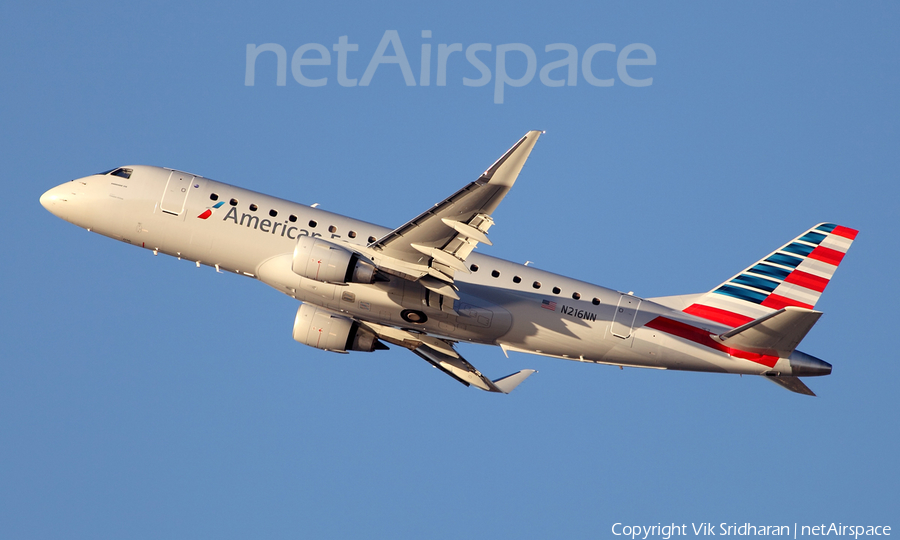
[197,201,224,219]
[245,31,656,104]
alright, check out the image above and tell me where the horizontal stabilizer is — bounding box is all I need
[718,306,822,358]
[766,375,816,396]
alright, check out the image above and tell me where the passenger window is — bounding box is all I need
[289,215,297,222]
[210,193,219,201]
[572,292,581,300]
[513,276,522,284]
[269,209,277,217]
[552,287,561,294]
[491,270,500,278]
[328,225,337,233]
[309,220,317,228]
[470,264,479,272]
[348,231,357,238]
[368,236,377,243]
[592,298,601,305]
[230,198,238,206]
[533,281,541,289]
[249,204,258,211]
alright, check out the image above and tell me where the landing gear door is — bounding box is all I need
[611,294,641,339]
[160,170,194,215]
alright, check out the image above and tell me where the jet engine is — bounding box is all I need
[291,236,377,284]
[292,303,385,353]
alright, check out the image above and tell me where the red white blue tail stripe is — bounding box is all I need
[683,223,858,328]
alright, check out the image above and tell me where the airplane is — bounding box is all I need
[39,131,857,396]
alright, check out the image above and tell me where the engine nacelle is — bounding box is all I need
[292,303,383,352]
[291,236,376,284]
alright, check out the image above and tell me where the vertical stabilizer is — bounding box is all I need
[683,223,857,328]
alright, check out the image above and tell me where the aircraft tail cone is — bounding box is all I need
[789,350,832,377]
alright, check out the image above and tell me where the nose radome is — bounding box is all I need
[39,189,54,210]
[40,184,68,219]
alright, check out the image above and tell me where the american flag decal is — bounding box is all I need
[541,299,557,311]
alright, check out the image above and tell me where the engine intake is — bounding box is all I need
[292,236,377,284]
[292,303,385,352]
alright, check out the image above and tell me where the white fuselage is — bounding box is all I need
[40,166,807,378]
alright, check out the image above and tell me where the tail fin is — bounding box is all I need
[683,223,857,328]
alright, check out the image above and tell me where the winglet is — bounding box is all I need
[490,369,537,394]
[478,130,542,187]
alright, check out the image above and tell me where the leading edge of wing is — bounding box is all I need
[367,130,543,281]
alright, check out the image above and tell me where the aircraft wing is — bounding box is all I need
[367,130,542,289]
[359,320,536,393]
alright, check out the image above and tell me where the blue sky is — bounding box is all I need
[2,1,898,539]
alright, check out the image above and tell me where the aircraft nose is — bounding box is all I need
[40,184,69,219]
[39,189,53,209]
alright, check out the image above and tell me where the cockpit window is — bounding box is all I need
[97,168,117,175]
[110,168,133,179]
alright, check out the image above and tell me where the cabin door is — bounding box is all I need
[160,171,194,215]
[611,294,641,338]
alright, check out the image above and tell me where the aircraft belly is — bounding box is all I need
[255,254,512,343]
[628,327,772,375]
[499,308,615,362]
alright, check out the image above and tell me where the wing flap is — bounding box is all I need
[413,345,494,391]
[417,275,460,301]
[441,217,493,245]
[410,243,469,272]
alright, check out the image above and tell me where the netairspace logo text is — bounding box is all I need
[244,30,656,104]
